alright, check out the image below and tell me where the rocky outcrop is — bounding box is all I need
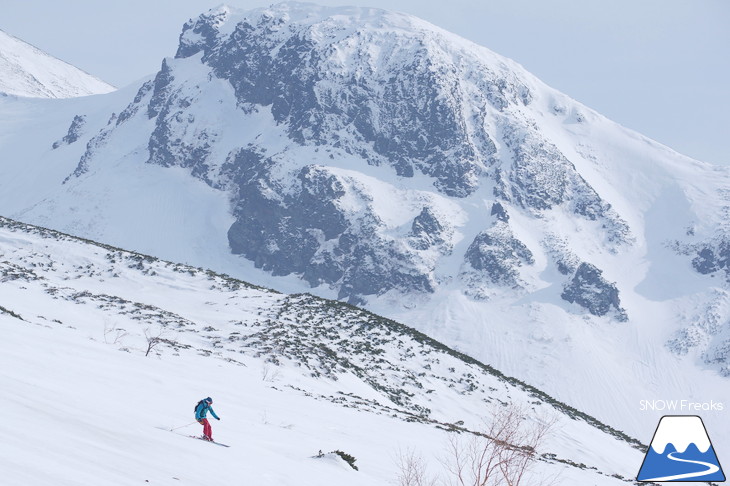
[561,263,626,320]
[224,149,437,303]
[52,115,86,149]
[490,202,509,223]
[666,290,730,376]
[495,124,631,246]
[463,221,534,289]
[64,113,117,182]
[692,239,730,281]
[542,233,580,276]
[409,207,449,251]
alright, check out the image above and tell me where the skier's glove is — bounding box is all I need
[216,417,221,421]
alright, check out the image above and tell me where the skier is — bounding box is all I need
[194,397,220,441]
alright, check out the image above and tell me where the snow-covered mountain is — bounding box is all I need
[1,1,729,452]
[0,216,641,484]
[0,29,115,98]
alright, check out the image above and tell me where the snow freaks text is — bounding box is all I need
[639,400,724,412]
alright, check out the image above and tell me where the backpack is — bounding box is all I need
[194,400,204,413]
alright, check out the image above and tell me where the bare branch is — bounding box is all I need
[441,404,558,486]
[395,447,439,486]
[143,326,167,357]
[103,323,128,345]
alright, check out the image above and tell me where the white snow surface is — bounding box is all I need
[0,3,729,476]
[0,29,115,98]
[0,218,640,485]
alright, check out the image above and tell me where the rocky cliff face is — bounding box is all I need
[692,239,730,280]
[52,115,87,149]
[561,263,627,321]
[64,3,641,312]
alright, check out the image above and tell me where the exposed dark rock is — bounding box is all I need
[495,124,631,246]
[490,202,509,222]
[147,119,215,183]
[176,9,229,59]
[561,263,627,320]
[541,234,579,276]
[224,149,435,302]
[64,126,114,183]
[409,207,446,250]
[186,8,504,197]
[337,241,435,302]
[556,260,573,276]
[666,327,704,356]
[692,240,730,279]
[141,59,219,186]
[52,115,86,149]
[464,222,534,287]
[497,125,601,215]
[147,59,175,119]
[117,81,154,125]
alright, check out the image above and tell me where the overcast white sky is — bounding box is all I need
[2,0,728,165]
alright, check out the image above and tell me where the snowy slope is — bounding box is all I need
[0,1,729,456]
[0,216,642,485]
[0,29,115,98]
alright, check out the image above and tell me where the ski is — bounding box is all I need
[189,435,230,448]
[157,427,231,448]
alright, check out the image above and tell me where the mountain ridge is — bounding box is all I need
[0,28,115,98]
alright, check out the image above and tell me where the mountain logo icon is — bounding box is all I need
[637,415,725,482]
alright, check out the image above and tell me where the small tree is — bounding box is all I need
[333,450,359,471]
[493,407,555,486]
[443,405,557,486]
[396,448,439,486]
[143,326,167,357]
[104,322,128,345]
[444,432,502,486]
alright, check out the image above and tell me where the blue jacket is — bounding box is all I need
[195,400,220,421]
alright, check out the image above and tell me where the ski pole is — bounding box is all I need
[170,421,198,431]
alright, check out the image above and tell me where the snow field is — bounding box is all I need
[0,220,642,484]
[0,313,421,485]
[0,310,639,486]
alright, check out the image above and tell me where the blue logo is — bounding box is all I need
[637,415,725,482]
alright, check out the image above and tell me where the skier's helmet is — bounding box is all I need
[205,397,213,404]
